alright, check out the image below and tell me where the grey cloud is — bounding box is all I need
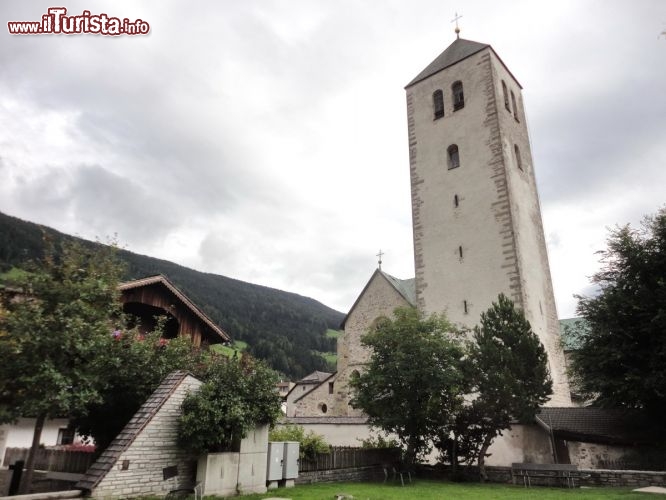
[11,164,184,244]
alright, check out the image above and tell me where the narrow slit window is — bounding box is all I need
[447,144,460,170]
[452,81,464,110]
[459,245,463,259]
[511,91,519,121]
[454,194,459,207]
[515,144,523,171]
[433,89,444,119]
[328,382,334,394]
[463,300,468,314]
[502,81,510,111]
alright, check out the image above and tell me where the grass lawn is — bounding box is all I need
[320,351,337,365]
[326,329,342,339]
[210,340,248,358]
[235,480,651,499]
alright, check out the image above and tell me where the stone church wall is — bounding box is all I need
[487,52,570,406]
[406,44,570,406]
[290,375,338,417]
[333,272,410,417]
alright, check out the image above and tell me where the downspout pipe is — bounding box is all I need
[535,414,558,464]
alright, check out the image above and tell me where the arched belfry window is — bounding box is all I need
[433,90,444,119]
[511,91,519,121]
[452,81,464,110]
[514,144,523,171]
[502,81,510,111]
[447,144,460,170]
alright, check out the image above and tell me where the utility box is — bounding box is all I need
[282,441,299,486]
[266,442,284,489]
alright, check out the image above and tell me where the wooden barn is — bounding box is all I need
[118,275,230,346]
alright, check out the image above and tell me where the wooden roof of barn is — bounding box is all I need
[118,274,230,343]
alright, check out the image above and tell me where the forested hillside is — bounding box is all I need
[0,211,344,379]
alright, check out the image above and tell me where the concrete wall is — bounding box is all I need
[484,424,552,466]
[287,420,552,467]
[281,422,375,448]
[568,441,633,469]
[0,427,6,470]
[406,45,570,406]
[196,425,269,498]
[89,375,202,498]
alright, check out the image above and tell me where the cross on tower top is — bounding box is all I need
[451,12,463,39]
[376,250,384,270]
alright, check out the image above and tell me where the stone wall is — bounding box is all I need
[297,465,385,485]
[89,375,202,498]
[580,469,666,488]
[418,463,666,488]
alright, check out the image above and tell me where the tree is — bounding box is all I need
[72,327,208,451]
[571,208,666,417]
[464,294,552,481]
[0,239,124,492]
[349,307,466,469]
[177,353,282,455]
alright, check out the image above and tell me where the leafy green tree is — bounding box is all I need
[269,424,330,460]
[434,401,485,480]
[177,353,282,455]
[0,239,124,492]
[349,307,466,469]
[571,208,666,418]
[73,327,208,451]
[465,294,552,481]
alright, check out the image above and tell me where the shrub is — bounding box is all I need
[177,354,281,455]
[269,424,330,459]
[358,432,400,449]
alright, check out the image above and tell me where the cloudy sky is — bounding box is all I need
[0,1,664,318]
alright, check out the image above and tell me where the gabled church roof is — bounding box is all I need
[405,37,522,89]
[380,271,416,307]
[298,370,333,384]
[340,269,416,329]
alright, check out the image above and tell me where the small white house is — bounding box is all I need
[1,418,75,467]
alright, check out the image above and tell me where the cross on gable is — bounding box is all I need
[451,12,463,38]
[376,249,384,270]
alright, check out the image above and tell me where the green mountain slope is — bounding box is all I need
[0,211,343,379]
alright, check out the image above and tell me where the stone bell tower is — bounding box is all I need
[405,36,571,405]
